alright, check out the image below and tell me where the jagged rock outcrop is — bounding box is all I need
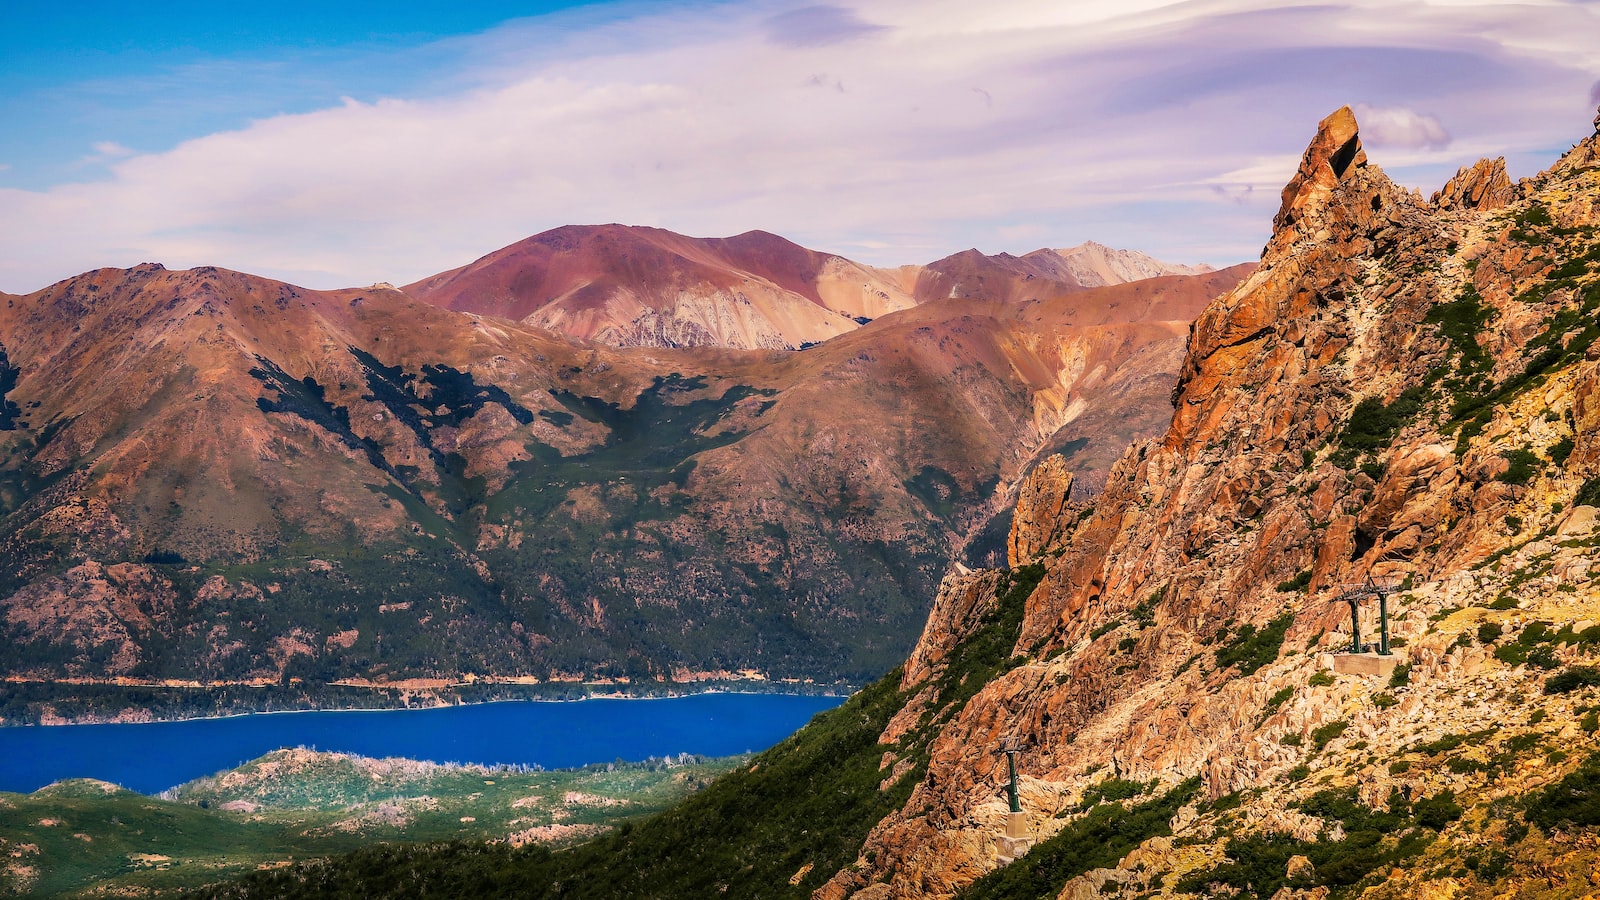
[1006,455,1075,567]
[1431,157,1515,211]
[820,105,1600,899]
[1270,105,1367,251]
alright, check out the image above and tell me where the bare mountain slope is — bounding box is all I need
[404,225,1214,352]
[403,224,918,351]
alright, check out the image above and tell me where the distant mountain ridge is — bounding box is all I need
[404,224,1213,351]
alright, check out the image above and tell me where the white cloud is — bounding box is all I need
[1,0,1597,292]
[81,141,136,165]
[1353,103,1451,150]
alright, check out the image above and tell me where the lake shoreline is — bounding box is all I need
[0,677,858,728]
[0,692,847,795]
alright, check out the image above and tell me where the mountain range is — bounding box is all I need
[0,229,1240,713]
[403,225,1211,351]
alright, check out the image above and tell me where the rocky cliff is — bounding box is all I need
[814,105,1600,898]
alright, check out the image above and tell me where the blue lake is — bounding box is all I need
[0,693,844,795]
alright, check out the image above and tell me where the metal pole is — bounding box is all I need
[1377,592,1391,656]
[1345,597,1363,653]
[1005,749,1021,813]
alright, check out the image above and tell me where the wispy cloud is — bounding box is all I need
[1,0,1597,293]
[763,5,887,47]
[1354,104,1452,150]
[81,141,136,165]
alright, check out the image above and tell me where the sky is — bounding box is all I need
[1,0,1598,293]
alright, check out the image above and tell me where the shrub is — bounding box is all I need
[1549,436,1576,467]
[1528,754,1600,829]
[1311,721,1350,751]
[1478,622,1504,644]
[1388,663,1412,688]
[1277,570,1314,593]
[1577,476,1600,509]
[1215,613,1296,676]
[1333,386,1431,468]
[1498,449,1541,485]
[1494,644,1529,666]
[1529,645,1561,670]
[1546,666,1600,695]
[1413,791,1464,830]
[1263,686,1295,717]
[960,779,1200,900]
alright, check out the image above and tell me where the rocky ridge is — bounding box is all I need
[816,105,1600,898]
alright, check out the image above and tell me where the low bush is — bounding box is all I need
[1544,666,1600,695]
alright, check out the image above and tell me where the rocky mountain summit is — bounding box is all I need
[800,104,1600,898]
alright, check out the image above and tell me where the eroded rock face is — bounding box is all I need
[821,106,1600,899]
[1271,105,1367,250]
[1432,157,1516,211]
[1007,455,1075,567]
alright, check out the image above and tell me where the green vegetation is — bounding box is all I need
[204,671,921,899]
[1277,569,1313,593]
[1072,777,1149,811]
[1544,665,1600,694]
[920,563,1046,726]
[1497,448,1541,486]
[1549,436,1576,466]
[1441,250,1600,453]
[1263,685,1295,718]
[1214,612,1296,677]
[1527,754,1600,829]
[1426,286,1495,378]
[0,753,735,898]
[1179,786,1460,896]
[1576,476,1600,509]
[958,778,1200,900]
[1332,386,1430,469]
[1310,720,1350,752]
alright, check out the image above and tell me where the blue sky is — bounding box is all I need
[2,1,1598,292]
[1,2,621,188]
